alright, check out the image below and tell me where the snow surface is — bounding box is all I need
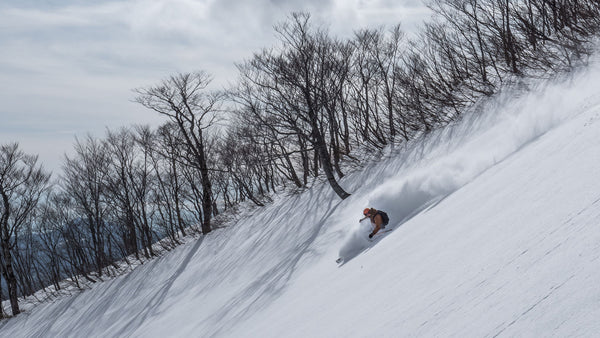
[2,63,600,337]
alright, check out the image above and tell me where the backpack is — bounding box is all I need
[376,211,389,226]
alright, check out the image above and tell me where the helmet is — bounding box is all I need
[363,208,371,216]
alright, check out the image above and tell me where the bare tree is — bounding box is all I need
[36,192,73,291]
[131,125,158,256]
[62,135,111,276]
[0,143,50,316]
[135,72,223,234]
[349,26,407,147]
[152,123,189,240]
[237,13,351,199]
[104,128,139,259]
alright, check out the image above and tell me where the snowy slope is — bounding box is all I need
[2,63,600,337]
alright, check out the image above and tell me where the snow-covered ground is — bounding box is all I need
[2,62,600,337]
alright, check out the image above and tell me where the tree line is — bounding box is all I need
[2,0,599,317]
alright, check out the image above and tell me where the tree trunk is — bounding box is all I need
[309,117,350,200]
[0,189,20,316]
[0,258,5,319]
[197,135,213,234]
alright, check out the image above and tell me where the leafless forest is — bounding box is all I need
[2,0,599,317]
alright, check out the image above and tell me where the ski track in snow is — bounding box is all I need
[2,61,600,337]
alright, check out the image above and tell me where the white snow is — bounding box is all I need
[2,62,600,337]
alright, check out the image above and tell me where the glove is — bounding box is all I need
[369,233,374,239]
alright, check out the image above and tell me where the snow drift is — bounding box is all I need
[2,61,600,337]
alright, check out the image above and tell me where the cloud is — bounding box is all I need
[0,0,430,172]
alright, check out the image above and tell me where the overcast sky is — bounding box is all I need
[0,0,430,173]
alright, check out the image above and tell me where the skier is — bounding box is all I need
[362,208,389,238]
[336,207,392,264]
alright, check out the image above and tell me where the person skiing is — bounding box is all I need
[362,207,389,238]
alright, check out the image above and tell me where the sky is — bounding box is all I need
[0,0,430,173]
[1,54,599,337]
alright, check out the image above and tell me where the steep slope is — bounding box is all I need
[2,63,600,337]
